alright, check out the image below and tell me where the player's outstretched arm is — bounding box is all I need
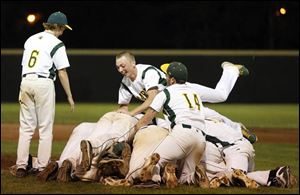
[58,68,75,112]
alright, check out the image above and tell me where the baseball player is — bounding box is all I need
[37,111,138,182]
[200,119,295,188]
[15,11,75,178]
[133,62,208,187]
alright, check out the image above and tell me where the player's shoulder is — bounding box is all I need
[27,31,62,45]
[138,64,164,76]
[136,64,154,70]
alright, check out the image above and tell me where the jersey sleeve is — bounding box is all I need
[52,44,70,70]
[143,69,161,91]
[118,83,133,105]
[149,91,166,112]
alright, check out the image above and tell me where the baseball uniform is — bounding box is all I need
[147,83,207,183]
[17,30,70,171]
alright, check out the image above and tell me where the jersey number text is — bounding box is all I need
[182,93,201,110]
[28,50,39,68]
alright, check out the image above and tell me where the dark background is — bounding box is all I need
[1,1,299,103]
[1,1,299,49]
[2,53,298,103]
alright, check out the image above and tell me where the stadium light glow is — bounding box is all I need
[279,8,286,15]
[27,14,36,23]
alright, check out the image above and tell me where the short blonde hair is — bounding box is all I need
[42,23,65,31]
[116,51,136,64]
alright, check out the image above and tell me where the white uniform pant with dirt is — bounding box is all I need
[222,138,255,172]
[200,142,228,180]
[190,66,239,103]
[59,123,96,170]
[152,124,206,183]
[201,139,255,180]
[126,125,169,182]
[86,112,138,156]
[17,75,55,171]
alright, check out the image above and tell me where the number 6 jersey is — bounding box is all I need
[21,31,70,80]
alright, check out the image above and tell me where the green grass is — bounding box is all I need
[1,141,299,194]
[1,103,299,128]
[1,140,66,157]
[1,174,298,194]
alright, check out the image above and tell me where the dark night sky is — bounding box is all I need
[1,0,299,49]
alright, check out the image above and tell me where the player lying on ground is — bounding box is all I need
[35,111,138,182]
[200,119,297,188]
[34,111,167,182]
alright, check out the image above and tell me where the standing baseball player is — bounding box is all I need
[15,11,75,178]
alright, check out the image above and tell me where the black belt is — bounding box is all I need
[171,122,191,129]
[23,73,48,79]
[171,122,192,129]
[205,133,234,147]
[182,124,192,129]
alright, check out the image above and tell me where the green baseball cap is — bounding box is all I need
[160,61,188,82]
[47,11,72,30]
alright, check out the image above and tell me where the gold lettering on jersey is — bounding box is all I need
[182,93,201,110]
[139,90,148,101]
[28,50,39,68]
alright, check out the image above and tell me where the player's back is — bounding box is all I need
[163,83,205,130]
[21,31,62,76]
[204,119,243,143]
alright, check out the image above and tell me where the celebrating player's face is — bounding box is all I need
[116,56,135,78]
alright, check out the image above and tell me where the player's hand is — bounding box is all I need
[68,96,75,112]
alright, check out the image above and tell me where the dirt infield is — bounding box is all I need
[1,123,299,170]
[1,123,299,143]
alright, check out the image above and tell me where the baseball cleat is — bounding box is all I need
[162,162,178,188]
[269,166,295,188]
[210,175,231,188]
[57,159,73,182]
[221,61,249,76]
[103,177,132,187]
[16,168,27,178]
[139,153,160,182]
[98,158,126,178]
[194,164,210,188]
[80,140,93,171]
[232,169,259,188]
[36,161,58,181]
